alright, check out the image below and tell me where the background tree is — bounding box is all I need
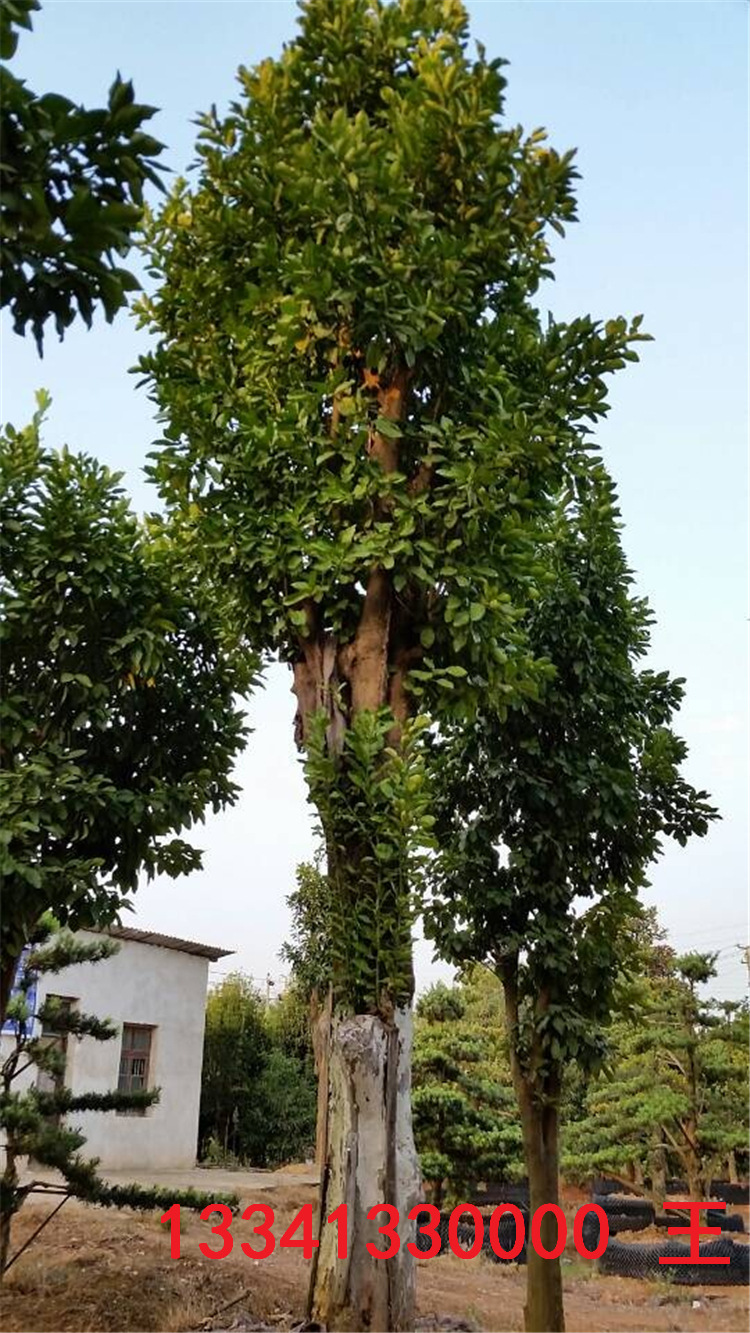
[199,973,317,1169]
[140,0,646,1323]
[0,401,253,1018]
[281,859,334,1005]
[0,0,164,350]
[565,952,749,1201]
[413,976,521,1206]
[425,471,717,1332]
[198,972,270,1161]
[0,919,236,1278]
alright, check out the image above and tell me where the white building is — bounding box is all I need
[1,926,232,1171]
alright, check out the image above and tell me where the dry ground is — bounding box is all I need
[1,1183,748,1333]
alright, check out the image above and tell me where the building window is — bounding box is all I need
[118,1024,153,1113]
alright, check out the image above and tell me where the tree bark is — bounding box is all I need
[521,1093,565,1333]
[728,1149,738,1185]
[500,964,565,1333]
[650,1140,667,1210]
[0,953,20,1028]
[311,987,333,1172]
[308,1008,421,1331]
[0,1145,17,1278]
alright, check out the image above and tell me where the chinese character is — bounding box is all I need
[659,1202,728,1265]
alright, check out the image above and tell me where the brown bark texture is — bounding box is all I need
[501,966,566,1333]
[308,1010,421,1331]
[295,366,422,1329]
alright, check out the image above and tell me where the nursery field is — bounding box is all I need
[1,1182,747,1333]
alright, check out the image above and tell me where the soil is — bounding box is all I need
[1,1184,748,1333]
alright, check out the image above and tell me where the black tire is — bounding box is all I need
[655,1209,745,1234]
[710,1181,750,1207]
[598,1236,749,1285]
[592,1194,654,1224]
[470,1181,530,1207]
[591,1177,627,1197]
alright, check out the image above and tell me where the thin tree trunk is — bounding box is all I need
[650,1140,667,1210]
[500,964,565,1333]
[0,1145,17,1278]
[308,1007,421,1331]
[0,954,20,1028]
[522,1094,565,1333]
[311,987,333,1172]
[728,1149,738,1185]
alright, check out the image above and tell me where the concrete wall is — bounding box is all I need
[0,932,209,1171]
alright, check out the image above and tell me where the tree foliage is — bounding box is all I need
[426,471,716,1071]
[0,0,164,350]
[139,0,647,1020]
[199,973,317,1169]
[413,972,522,1206]
[565,951,749,1199]
[425,471,717,1331]
[0,400,254,1008]
[0,920,237,1278]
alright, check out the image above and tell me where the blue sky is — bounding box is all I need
[3,0,748,998]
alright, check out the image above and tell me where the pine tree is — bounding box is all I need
[564,952,749,1202]
[0,918,236,1278]
[413,977,522,1207]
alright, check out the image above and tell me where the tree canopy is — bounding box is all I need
[0,0,164,349]
[199,973,317,1169]
[413,973,522,1205]
[0,400,253,1011]
[138,4,659,1324]
[425,469,717,1332]
[565,951,749,1200]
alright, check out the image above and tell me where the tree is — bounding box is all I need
[198,973,269,1161]
[140,1,648,1324]
[252,1048,318,1169]
[281,859,334,1005]
[565,953,750,1202]
[199,974,317,1169]
[413,976,521,1206]
[425,471,717,1332]
[0,401,254,1018]
[0,919,236,1278]
[0,0,164,350]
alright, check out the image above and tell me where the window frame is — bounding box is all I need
[117,1022,155,1114]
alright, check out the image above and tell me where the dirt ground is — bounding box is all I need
[1,1183,748,1333]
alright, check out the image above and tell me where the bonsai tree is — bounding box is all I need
[566,953,750,1202]
[140,0,647,1324]
[0,401,253,1017]
[413,978,521,1206]
[425,471,717,1331]
[0,919,236,1279]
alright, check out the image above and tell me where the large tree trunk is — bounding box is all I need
[294,361,421,1329]
[522,1093,565,1333]
[309,1007,421,1331]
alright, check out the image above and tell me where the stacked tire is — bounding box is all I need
[411,1207,528,1264]
[583,1196,749,1285]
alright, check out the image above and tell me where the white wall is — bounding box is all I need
[1,932,210,1171]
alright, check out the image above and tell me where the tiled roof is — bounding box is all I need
[96,925,233,962]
